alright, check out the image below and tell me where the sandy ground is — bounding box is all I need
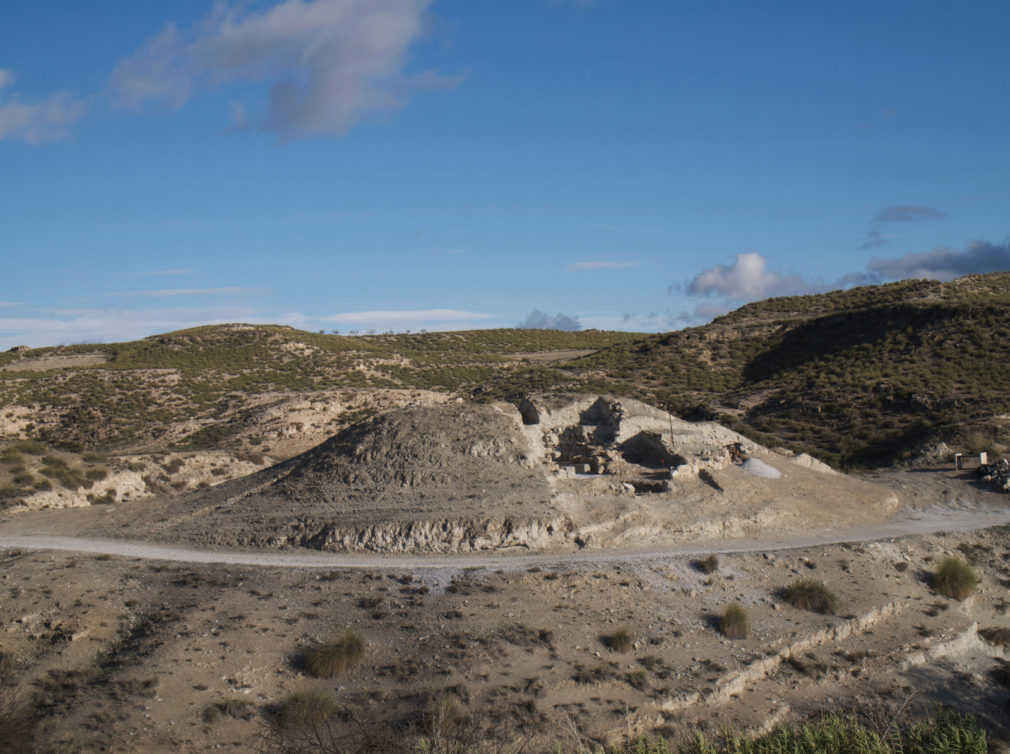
[1,489,1008,752]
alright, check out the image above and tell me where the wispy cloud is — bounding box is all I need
[578,311,673,331]
[120,287,265,298]
[868,238,1010,282]
[567,261,640,271]
[517,310,581,331]
[0,306,256,349]
[862,204,946,249]
[0,68,87,143]
[109,0,462,138]
[871,205,946,224]
[286,308,493,328]
[146,268,193,277]
[0,301,21,308]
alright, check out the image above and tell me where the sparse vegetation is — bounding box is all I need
[275,690,339,730]
[719,604,749,639]
[304,632,365,678]
[979,626,1010,648]
[697,554,720,574]
[201,698,254,724]
[612,707,986,754]
[603,627,634,653]
[782,579,838,614]
[931,558,979,601]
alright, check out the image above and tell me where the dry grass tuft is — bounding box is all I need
[719,604,749,639]
[698,554,720,574]
[782,579,838,614]
[931,557,978,601]
[304,631,365,678]
[603,627,634,653]
[275,690,339,730]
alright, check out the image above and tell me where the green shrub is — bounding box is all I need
[932,558,978,601]
[782,580,838,614]
[304,632,365,678]
[719,604,749,639]
[603,627,634,653]
[275,690,338,730]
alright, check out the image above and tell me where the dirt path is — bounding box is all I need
[2,498,1009,570]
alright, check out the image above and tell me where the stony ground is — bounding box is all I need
[1,511,1008,752]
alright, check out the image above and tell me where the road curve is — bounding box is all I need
[2,500,1009,571]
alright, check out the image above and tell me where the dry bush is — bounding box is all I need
[979,626,1010,648]
[720,604,749,639]
[275,690,339,730]
[782,579,838,614]
[698,554,720,574]
[603,627,634,653]
[304,632,365,678]
[0,686,37,754]
[931,557,978,601]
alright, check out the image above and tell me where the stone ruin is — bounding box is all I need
[977,457,1010,493]
[518,395,755,490]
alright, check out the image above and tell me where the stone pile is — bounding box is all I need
[977,458,1010,492]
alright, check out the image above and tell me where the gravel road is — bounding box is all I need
[2,499,1008,571]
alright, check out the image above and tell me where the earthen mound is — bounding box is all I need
[98,395,902,554]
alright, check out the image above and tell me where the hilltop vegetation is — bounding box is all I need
[3,272,1010,467]
[504,273,1010,468]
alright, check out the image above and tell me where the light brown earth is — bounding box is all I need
[1,396,1009,752]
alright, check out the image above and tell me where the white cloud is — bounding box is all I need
[119,286,265,298]
[110,0,461,138]
[567,261,640,271]
[0,301,21,308]
[0,69,87,143]
[0,306,256,349]
[686,253,820,301]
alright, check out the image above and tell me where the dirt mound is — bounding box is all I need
[126,403,564,553]
[51,395,904,554]
[272,403,540,504]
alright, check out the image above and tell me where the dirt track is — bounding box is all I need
[3,496,1009,570]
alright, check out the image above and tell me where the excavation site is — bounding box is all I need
[9,395,918,557]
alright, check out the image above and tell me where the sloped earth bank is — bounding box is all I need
[0,396,924,554]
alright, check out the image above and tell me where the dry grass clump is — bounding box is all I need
[698,554,720,574]
[782,580,838,614]
[275,690,339,730]
[603,627,634,653]
[202,698,254,724]
[719,604,749,639]
[304,631,365,678]
[979,626,1010,649]
[931,557,978,601]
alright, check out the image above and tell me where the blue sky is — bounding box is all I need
[2,0,1008,348]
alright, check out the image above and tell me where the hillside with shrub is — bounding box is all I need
[510,272,1010,467]
[3,272,1010,467]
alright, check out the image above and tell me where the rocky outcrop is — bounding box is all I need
[256,515,579,553]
